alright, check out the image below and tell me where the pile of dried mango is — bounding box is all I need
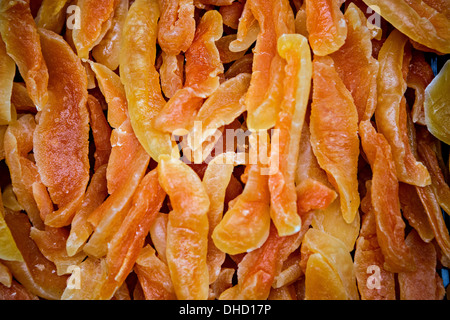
[0,0,449,300]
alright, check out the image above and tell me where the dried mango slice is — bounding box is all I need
[398,182,434,243]
[268,34,312,236]
[134,245,176,300]
[4,115,43,228]
[398,230,439,300]
[375,29,430,186]
[34,28,90,228]
[0,36,15,125]
[72,0,115,59]
[0,188,23,262]
[92,0,129,71]
[330,3,379,122]
[359,120,415,272]
[305,253,348,300]
[159,52,184,99]
[100,169,166,299]
[216,34,246,64]
[311,197,360,252]
[84,147,150,257]
[158,155,210,300]
[228,0,259,53]
[245,0,295,130]
[354,202,396,300]
[310,56,360,224]
[3,211,68,300]
[0,0,48,110]
[35,0,70,34]
[158,0,196,55]
[301,228,359,300]
[407,50,434,125]
[202,153,234,284]
[30,226,85,276]
[361,0,450,53]
[149,212,168,263]
[424,60,450,145]
[305,0,347,56]
[154,10,223,133]
[87,95,112,170]
[66,164,108,257]
[120,0,173,160]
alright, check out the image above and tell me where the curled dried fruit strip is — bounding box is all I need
[158,155,210,300]
[159,52,184,99]
[84,147,150,258]
[375,29,430,186]
[66,164,108,257]
[359,120,415,272]
[306,0,347,56]
[330,3,379,122]
[134,245,176,300]
[354,191,396,300]
[3,211,68,300]
[120,0,173,160]
[34,28,89,228]
[4,115,43,228]
[154,10,224,133]
[245,0,295,131]
[158,0,196,55]
[362,0,450,53]
[269,34,312,236]
[0,0,48,110]
[92,0,129,71]
[310,56,360,224]
[228,0,259,53]
[398,230,439,300]
[72,0,115,59]
[0,36,15,125]
[100,169,166,299]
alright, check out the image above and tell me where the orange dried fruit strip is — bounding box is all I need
[0,35,15,125]
[34,28,90,228]
[0,280,38,300]
[406,50,434,126]
[305,0,347,56]
[224,53,253,80]
[134,245,176,300]
[354,196,396,300]
[268,34,312,236]
[87,95,112,170]
[0,187,23,262]
[361,0,450,53]
[330,3,379,122]
[301,228,359,300]
[219,1,244,29]
[66,164,108,257]
[212,133,271,255]
[30,226,85,276]
[159,52,184,99]
[158,0,196,55]
[120,0,173,160]
[149,212,168,263]
[310,56,360,224]
[359,120,415,272]
[92,0,129,71]
[35,0,71,34]
[4,114,43,229]
[72,0,116,59]
[216,34,246,64]
[245,0,295,130]
[0,0,48,111]
[11,82,37,114]
[84,147,150,258]
[398,182,434,243]
[158,155,210,300]
[375,29,430,186]
[228,0,259,53]
[100,169,166,299]
[202,153,234,284]
[154,10,223,133]
[398,229,440,300]
[2,211,68,300]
